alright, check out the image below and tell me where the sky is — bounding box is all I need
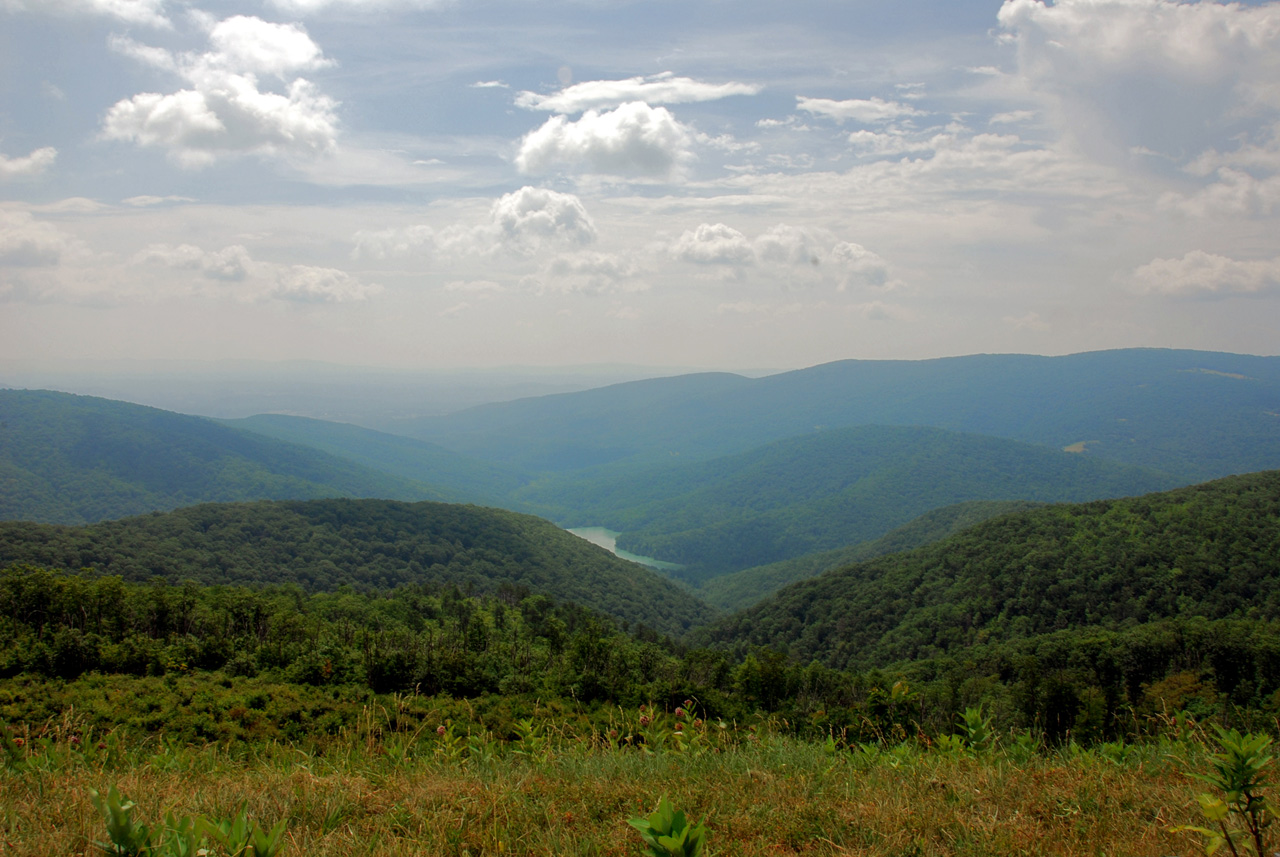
[2,0,1279,372]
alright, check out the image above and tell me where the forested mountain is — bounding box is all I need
[697,499,1042,611]
[224,414,530,506]
[523,425,1180,582]
[696,470,1280,670]
[0,498,714,636]
[400,349,1280,481]
[0,390,451,525]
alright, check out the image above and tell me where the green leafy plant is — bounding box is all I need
[1178,727,1273,857]
[89,787,155,857]
[957,705,994,752]
[207,807,288,857]
[628,796,708,857]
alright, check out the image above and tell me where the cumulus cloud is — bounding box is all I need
[0,147,56,180]
[1,0,169,27]
[354,186,597,261]
[133,243,251,280]
[535,251,643,294]
[515,102,694,179]
[516,72,760,114]
[489,186,598,249]
[1131,250,1280,298]
[671,223,755,265]
[271,265,379,302]
[101,16,338,167]
[797,96,922,124]
[0,210,81,267]
[670,222,893,290]
[134,241,379,302]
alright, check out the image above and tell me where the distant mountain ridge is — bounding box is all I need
[400,349,1280,481]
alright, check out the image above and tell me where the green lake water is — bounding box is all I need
[566,527,683,571]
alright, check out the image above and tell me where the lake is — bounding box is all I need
[566,527,683,571]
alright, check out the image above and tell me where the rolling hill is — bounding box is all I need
[0,498,716,636]
[694,470,1280,670]
[696,499,1043,611]
[0,389,452,525]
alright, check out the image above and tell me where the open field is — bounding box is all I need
[0,715,1223,856]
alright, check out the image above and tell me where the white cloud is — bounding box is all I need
[797,96,922,125]
[272,265,380,302]
[134,241,378,302]
[354,186,597,260]
[1160,168,1280,218]
[0,210,79,267]
[515,102,694,179]
[847,129,932,157]
[268,0,447,11]
[1,0,169,27]
[516,72,760,114]
[997,0,1280,164]
[471,81,508,89]
[671,223,755,265]
[0,147,56,180]
[829,241,890,290]
[102,17,338,167]
[989,110,1037,126]
[122,195,196,206]
[1131,250,1280,298]
[134,243,251,281]
[670,222,893,290]
[537,251,643,294]
[488,186,598,252]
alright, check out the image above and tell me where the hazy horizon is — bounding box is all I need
[3,0,1279,370]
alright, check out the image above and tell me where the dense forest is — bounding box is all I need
[696,470,1280,670]
[697,499,1042,611]
[0,499,714,636]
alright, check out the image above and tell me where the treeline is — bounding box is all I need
[0,498,715,636]
[4,565,1280,745]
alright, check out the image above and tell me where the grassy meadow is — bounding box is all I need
[0,702,1239,856]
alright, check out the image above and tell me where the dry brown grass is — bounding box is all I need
[0,738,1205,856]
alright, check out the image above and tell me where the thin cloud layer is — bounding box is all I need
[2,0,169,27]
[797,96,922,125]
[0,147,56,180]
[516,73,761,114]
